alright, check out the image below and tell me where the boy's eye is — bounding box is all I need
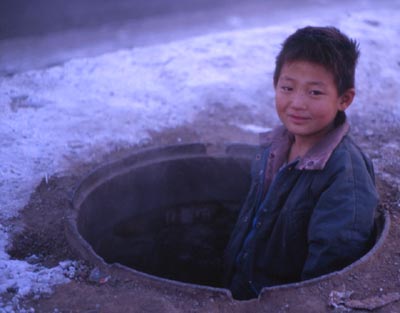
[309,90,324,96]
[280,86,293,92]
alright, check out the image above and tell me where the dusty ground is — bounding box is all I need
[6,108,400,313]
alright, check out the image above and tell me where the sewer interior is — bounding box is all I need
[77,156,252,287]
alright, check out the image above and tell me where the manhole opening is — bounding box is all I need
[70,144,388,290]
[74,145,253,287]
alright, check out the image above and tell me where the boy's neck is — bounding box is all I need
[288,124,335,162]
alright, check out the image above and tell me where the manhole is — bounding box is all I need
[66,143,389,301]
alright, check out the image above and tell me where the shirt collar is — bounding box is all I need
[259,121,350,171]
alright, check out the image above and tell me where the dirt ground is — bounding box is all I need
[2,1,400,312]
[5,107,400,313]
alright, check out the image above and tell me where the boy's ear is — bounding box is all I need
[338,88,355,111]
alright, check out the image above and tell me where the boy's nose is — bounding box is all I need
[290,93,307,109]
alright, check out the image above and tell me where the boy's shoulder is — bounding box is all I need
[311,135,378,203]
[259,130,275,148]
[259,125,290,148]
[331,135,369,161]
[326,135,375,176]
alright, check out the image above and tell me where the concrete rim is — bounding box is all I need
[65,143,390,302]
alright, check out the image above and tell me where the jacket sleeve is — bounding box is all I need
[301,147,378,280]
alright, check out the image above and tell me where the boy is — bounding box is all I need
[223,26,378,300]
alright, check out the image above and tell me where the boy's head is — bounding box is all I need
[273,26,360,96]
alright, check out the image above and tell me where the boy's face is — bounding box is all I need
[275,61,354,142]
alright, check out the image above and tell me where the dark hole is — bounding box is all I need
[76,148,253,287]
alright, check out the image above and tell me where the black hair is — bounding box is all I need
[273,26,360,96]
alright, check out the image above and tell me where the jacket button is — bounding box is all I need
[243,216,249,222]
[256,221,262,229]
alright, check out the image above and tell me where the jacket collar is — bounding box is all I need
[259,121,350,171]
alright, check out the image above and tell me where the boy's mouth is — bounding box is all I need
[287,114,311,123]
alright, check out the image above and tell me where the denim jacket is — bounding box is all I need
[224,121,378,299]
